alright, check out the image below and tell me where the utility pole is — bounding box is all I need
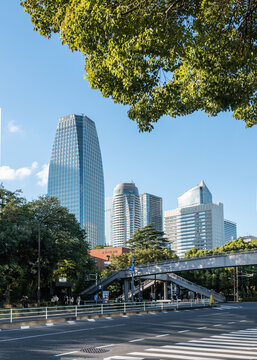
[233,267,236,302]
[131,256,135,303]
[236,267,239,302]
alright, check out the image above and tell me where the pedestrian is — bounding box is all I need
[20,296,26,308]
[76,296,81,306]
[64,295,68,305]
[94,294,98,304]
[54,295,59,306]
[70,296,74,305]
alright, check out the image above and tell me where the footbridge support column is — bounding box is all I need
[163,281,168,300]
[124,279,129,302]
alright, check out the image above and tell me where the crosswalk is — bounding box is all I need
[216,305,242,311]
[105,327,257,360]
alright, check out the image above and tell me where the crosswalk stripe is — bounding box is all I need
[104,356,144,360]
[143,348,257,359]
[230,330,257,336]
[211,335,257,341]
[177,341,257,350]
[189,339,257,347]
[221,333,257,337]
[162,344,257,355]
[129,352,221,360]
[223,334,257,338]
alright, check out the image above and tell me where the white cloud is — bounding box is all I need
[7,121,22,133]
[36,164,49,186]
[0,162,38,180]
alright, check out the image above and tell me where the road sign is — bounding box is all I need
[129,265,134,272]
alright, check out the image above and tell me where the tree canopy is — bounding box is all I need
[20,0,257,131]
[127,223,168,250]
[0,187,96,305]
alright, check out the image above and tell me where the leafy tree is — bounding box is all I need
[127,224,168,250]
[101,226,176,297]
[0,187,96,305]
[20,1,257,131]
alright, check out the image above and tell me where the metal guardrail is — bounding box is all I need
[0,299,210,324]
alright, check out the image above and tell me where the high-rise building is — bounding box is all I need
[48,114,105,248]
[111,182,141,247]
[224,219,237,243]
[140,193,163,231]
[164,181,225,257]
[105,197,112,246]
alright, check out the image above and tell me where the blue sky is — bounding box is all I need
[0,1,256,236]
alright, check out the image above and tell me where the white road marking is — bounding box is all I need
[155,334,169,338]
[228,322,235,324]
[196,338,257,345]
[104,356,143,360]
[96,344,115,349]
[178,341,257,350]
[105,317,113,320]
[144,347,257,359]
[67,321,75,324]
[0,323,125,343]
[129,338,145,343]
[198,327,207,329]
[213,324,222,327]
[178,330,190,333]
[130,352,220,359]
[212,334,257,340]
[55,350,79,357]
[190,339,257,346]
[46,323,54,327]
[20,326,30,329]
[88,319,96,322]
[163,344,257,355]
[122,315,129,318]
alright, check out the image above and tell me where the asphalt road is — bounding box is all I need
[1,303,257,360]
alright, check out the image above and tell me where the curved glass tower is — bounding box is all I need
[48,114,104,248]
[111,183,141,247]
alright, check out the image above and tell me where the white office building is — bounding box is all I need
[111,183,141,247]
[164,181,225,257]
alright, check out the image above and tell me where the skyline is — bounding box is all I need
[0,1,257,237]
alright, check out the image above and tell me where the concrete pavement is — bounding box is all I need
[0,303,256,360]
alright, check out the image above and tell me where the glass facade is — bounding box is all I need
[111,183,141,247]
[48,114,104,248]
[224,219,237,243]
[105,197,112,246]
[178,180,212,208]
[140,193,163,231]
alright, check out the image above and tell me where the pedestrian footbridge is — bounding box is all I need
[81,250,257,302]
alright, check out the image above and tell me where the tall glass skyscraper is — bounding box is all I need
[224,219,237,243]
[140,193,163,232]
[111,183,141,247]
[48,114,105,248]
